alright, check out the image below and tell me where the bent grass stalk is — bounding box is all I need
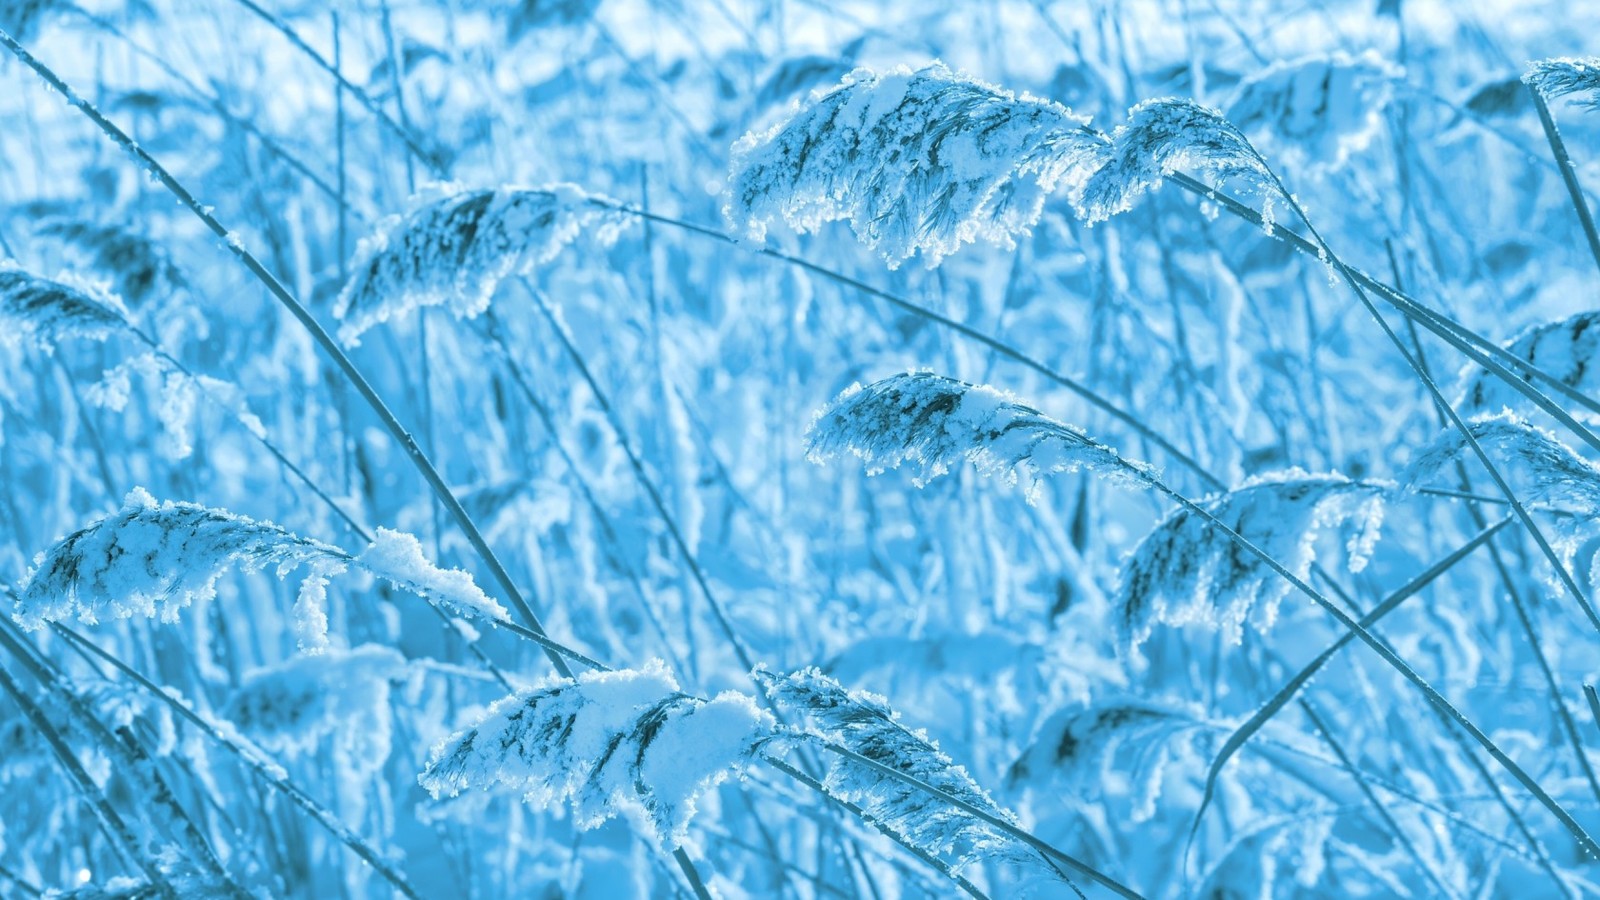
[0,28,572,679]
[48,624,424,899]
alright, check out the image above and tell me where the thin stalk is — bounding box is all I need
[798,740,1141,899]
[0,30,572,678]
[225,0,437,168]
[1186,516,1511,861]
[1300,699,1461,900]
[51,625,424,899]
[1587,684,1600,736]
[1530,89,1600,277]
[0,664,177,899]
[0,623,245,898]
[515,290,762,677]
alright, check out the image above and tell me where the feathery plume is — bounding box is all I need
[1525,57,1600,108]
[1118,470,1386,651]
[806,372,1155,500]
[1008,698,1203,823]
[725,62,1109,268]
[1079,98,1280,225]
[335,183,625,345]
[0,263,131,349]
[1226,51,1401,169]
[224,645,407,757]
[420,659,775,849]
[13,488,345,629]
[760,667,1055,877]
[1404,413,1600,517]
[86,353,268,461]
[36,219,185,307]
[1459,312,1600,416]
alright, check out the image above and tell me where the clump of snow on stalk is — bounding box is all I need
[1226,51,1401,170]
[806,371,1155,500]
[1118,470,1386,652]
[759,667,1055,878]
[12,488,346,630]
[420,659,775,849]
[334,183,626,345]
[1078,98,1281,224]
[1525,57,1600,108]
[355,528,510,621]
[1459,312,1600,417]
[0,263,131,349]
[725,62,1110,268]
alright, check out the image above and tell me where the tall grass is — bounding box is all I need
[1,3,1599,898]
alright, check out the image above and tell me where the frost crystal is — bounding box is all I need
[760,667,1051,876]
[1459,312,1600,416]
[420,659,775,849]
[1079,98,1278,224]
[1525,57,1600,108]
[806,371,1155,499]
[0,263,131,349]
[1227,51,1401,169]
[725,62,1109,268]
[335,183,625,345]
[13,488,345,629]
[356,528,510,622]
[1118,470,1386,651]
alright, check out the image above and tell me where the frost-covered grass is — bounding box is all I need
[2,1,1600,898]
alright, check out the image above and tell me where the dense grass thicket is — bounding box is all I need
[2,1,1600,896]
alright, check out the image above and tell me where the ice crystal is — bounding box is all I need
[1227,51,1401,169]
[807,372,1155,499]
[0,263,130,349]
[725,62,1109,267]
[1118,470,1386,651]
[1079,98,1278,224]
[334,183,625,345]
[13,488,345,629]
[1525,57,1600,108]
[420,659,775,849]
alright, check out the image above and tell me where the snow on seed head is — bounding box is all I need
[725,62,1110,268]
[0,263,131,349]
[1117,470,1386,654]
[1227,50,1402,170]
[1525,57,1600,108]
[334,183,626,345]
[806,372,1155,500]
[12,488,345,630]
[1078,98,1280,224]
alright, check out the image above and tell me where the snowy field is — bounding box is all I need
[2,0,1600,897]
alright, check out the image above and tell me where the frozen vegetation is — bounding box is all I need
[0,0,1599,897]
